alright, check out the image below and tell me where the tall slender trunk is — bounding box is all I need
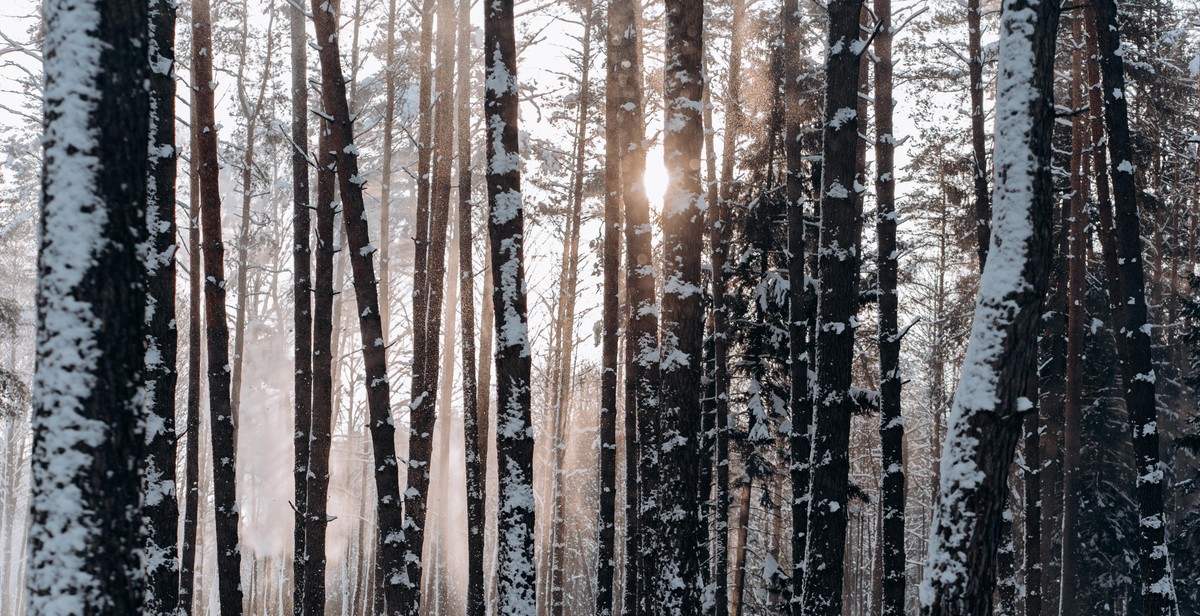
[456,0,485,611]
[1093,0,1179,610]
[1023,397,1041,616]
[144,1,179,612]
[180,107,204,616]
[193,0,244,610]
[309,3,408,613]
[404,0,459,607]
[598,6,621,610]
[610,0,656,611]
[729,480,752,616]
[290,0,313,611]
[305,101,337,616]
[873,0,904,611]
[30,2,150,612]
[967,0,990,269]
[484,0,537,611]
[379,0,398,344]
[919,0,1060,611]
[654,0,706,609]
[1060,11,1089,614]
[803,0,866,609]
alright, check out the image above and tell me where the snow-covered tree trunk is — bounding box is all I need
[873,0,905,612]
[484,0,537,612]
[802,0,867,609]
[1092,0,1179,611]
[309,3,408,613]
[192,0,245,610]
[918,0,1060,610]
[179,108,203,616]
[289,0,313,611]
[142,1,179,613]
[31,1,150,612]
[654,0,707,609]
[456,0,485,612]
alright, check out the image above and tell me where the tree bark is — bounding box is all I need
[309,3,408,614]
[918,0,1060,611]
[289,1,313,611]
[144,1,179,612]
[873,0,905,612]
[180,103,204,616]
[1092,0,1179,611]
[456,0,485,612]
[30,1,150,612]
[803,0,867,609]
[598,6,621,611]
[967,0,990,269]
[193,0,245,610]
[379,0,399,342]
[653,0,707,609]
[484,0,537,611]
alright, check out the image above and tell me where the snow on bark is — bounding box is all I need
[31,0,150,613]
[918,0,1059,612]
[485,0,536,613]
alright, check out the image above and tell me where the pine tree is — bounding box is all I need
[30,1,150,612]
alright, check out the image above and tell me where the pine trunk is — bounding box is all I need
[484,0,537,611]
[180,108,204,616]
[1092,0,1179,610]
[30,2,150,612]
[309,3,408,613]
[144,1,180,611]
[919,0,1060,611]
[968,0,990,269]
[379,0,398,341]
[193,0,245,610]
[290,0,313,610]
[803,0,866,609]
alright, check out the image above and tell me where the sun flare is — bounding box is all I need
[642,147,670,203]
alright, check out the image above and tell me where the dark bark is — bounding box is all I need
[610,0,656,610]
[484,0,537,611]
[144,1,179,612]
[193,0,244,610]
[379,0,398,340]
[289,1,312,611]
[598,7,621,612]
[803,0,866,609]
[968,0,990,269]
[919,0,1060,611]
[653,0,706,609]
[404,0,458,606]
[309,3,408,613]
[873,0,904,612]
[997,504,1017,615]
[1023,396,1041,616]
[30,1,149,612]
[456,0,485,612]
[180,108,203,616]
[1092,0,1179,610]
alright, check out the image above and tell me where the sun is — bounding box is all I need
[642,147,669,204]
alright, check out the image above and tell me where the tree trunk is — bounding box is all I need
[1060,11,1089,614]
[598,6,621,610]
[144,1,179,612]
[654,0,707,609]
[1092,0,1179,610]
[30,2,150,612]
[404,0,459,606]
[193,0,245,610]
[919,0,1060,611]
[803,0,867,609]
[1023,398,1041,616]
[456,0,485,612]
[309,4,408,614]
[484,0,537,611]
[379,0,398,342]
[289,1,313,611]
[967,0,990,269]
[873,0,904,611]
[610,0,656,611]
[180,105,204,616]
